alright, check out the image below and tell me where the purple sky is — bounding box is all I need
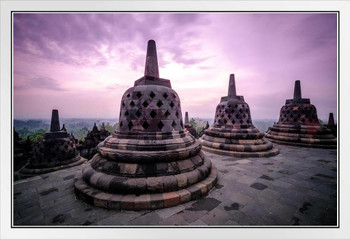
[13,13,337,121]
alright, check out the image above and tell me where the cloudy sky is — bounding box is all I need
[13,13,337,121]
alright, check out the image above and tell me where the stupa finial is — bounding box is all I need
[144,40,159,78]
[293,80,302,100]
[228,74,237,98]
[185,112,189,125]
[50,109,60,132]
[328,113,335,126]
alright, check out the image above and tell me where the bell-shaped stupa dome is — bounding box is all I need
[200,74,279,157]
[265,81,336,148]
[74,40,217,210]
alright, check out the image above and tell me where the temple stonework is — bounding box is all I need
[184,112,198,138]
[77,123,111,159]
[265,81,337,148]
[200,74,279,157]
[74,40,217,210]
[18,109,86,177]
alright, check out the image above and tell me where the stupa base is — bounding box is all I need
[74,165,217,211]
[201,145,280,157]
[265,137,337,149]
[17,156,87,178]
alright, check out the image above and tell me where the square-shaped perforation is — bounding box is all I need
[157,100,163,108]
[136,92,142,99]
[142,121,149,129]
[150,110,157,118]
[135,110,142,118]
[143,101,149,108]
[157,121,164,130]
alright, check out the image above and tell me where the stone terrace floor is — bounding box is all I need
[13,144,337,226]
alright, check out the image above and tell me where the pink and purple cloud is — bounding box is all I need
[13,13,337,121]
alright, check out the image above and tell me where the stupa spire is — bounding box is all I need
[293,80,302,100]
[50,109,60,132]
[144,40,159,78]
[328,113,335,126]
[228,74,237,98]
[185,112,189,125]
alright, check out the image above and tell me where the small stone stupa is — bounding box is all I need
[200,74,279,157]
[325,113,337,137]
[184,112,198,138]
[18,109,86,177]
[265,81,336,148]
[74,40,217,210]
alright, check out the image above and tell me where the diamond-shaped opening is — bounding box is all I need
[124,110,129,116]
[236,114,239,118]
[239,109,243,113]
[242,104,245,108]
[150,110,157,118]
[157,100,163,108]
[234,104,238,108]
[221,114,225,118]
[143,101,149,108]
[157,121,164,130]
[180,120,183,127]
[240,119,243,124]
[175,111,179,118]
[243,114,246,118]
[247,119,250,124]
[120,121,123,127]
[170,101,175,108]
[228,114,231,119]
[130,101,135,107]
[122,102,125,108]
[173,93,177,99]
[228,104,232,108]
[232,119,235,124]
[135,110,142,118]
[164,110,171,117]
[172,120,177,128]
[136,92,142,99]
[127,93,130,98]
[224,119,227,124]
[142,121,149,129]
[149,91,155,98]
[225,109,228,113]
[128,121,134,130]
[163,92,168,99]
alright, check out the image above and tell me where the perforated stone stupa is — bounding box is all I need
[74,40,217,210]
[200,74,279,157]
[18,109,86,177]
[265,81,336,148]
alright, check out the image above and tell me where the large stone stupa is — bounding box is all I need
[200,74,279,157]
[74,40,217,210]
[265,81,337,148]
[18,109,86,177]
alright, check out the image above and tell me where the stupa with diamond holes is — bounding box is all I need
[184,112,198,138]
[265,81,336,148]
[200,74,280,157]
[74,40,217,210]
[18,109,86,178]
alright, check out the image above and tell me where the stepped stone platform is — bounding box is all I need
[14,144,337,226]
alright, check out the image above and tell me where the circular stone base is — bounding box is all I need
[265,138,337,149]
[17,156,87,178]
[201,145,280,158]
[74,165,217,210]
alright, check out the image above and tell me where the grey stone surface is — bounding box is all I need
[14,144,337,226]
